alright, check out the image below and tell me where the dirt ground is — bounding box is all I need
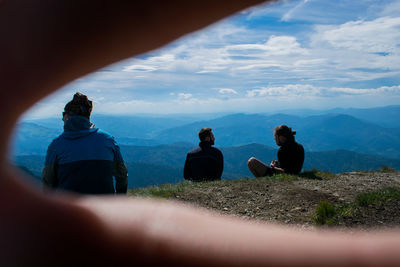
[170,172,400,229]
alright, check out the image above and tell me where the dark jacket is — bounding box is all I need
[184,141,223,182]
[42,116,128,194]
[277,140,304,174]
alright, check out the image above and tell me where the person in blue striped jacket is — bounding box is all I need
[42,93,128,194]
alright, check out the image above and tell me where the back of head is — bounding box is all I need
[64,92,93,119]
[274,125,296,142]
[198,128,212,141]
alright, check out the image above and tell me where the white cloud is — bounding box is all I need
[281,0,309,22]
[332,85,400,95]
[218,88,238,95]
[123,65,157,72]
[247,84,400,98]
[247,84,320,97]
[178,93,193,100]
[23,1,400,118]
[314,17,400,53]
[380,0,400,17]
[122,54,175,72]
[227,35,308,56]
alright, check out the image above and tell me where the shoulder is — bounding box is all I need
[295,142,304,151]
[94,128,113,138]
[211,146,222,154]
[209,146,223,158]
[188,146,201,155]
[47,134,65,149]
[94,129,119,143]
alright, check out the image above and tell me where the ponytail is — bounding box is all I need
[274,125,296,141]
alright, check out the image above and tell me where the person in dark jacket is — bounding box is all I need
[248,125,304,177]
[184,128,224,182]
[42,92,128,194]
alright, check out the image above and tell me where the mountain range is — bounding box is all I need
[12,105,400,188]
[13,105,400,159]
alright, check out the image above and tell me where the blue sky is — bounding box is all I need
[27,0,400,118]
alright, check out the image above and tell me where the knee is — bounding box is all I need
[247,157,256,168]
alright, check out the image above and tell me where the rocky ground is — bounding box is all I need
[163,171,400,230]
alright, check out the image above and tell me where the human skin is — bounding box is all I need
[1,1,400,266]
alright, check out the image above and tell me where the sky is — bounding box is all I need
[26,0,400,118]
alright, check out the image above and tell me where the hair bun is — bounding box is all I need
[64,92,93,118]
[73,92,88,104]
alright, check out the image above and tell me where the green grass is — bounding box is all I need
[129,170,337,199]
[312,200,337,225]
[378,166,398,173]
[129,182,188,198]
[313,187,400,226]
[358,166,399,174]
[356,187,400,207]
[129,180,225,198]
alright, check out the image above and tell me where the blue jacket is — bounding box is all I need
[42,116,128,194]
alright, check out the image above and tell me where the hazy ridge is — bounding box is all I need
[13,105,400,188]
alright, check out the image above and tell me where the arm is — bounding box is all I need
[112,141,128,194]
[183,154,191,180]
[42,143,58,189]
[217,150,224,179]
[113,161,128,194]
[42,165,57,189]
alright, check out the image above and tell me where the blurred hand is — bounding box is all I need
[1,1,400,266]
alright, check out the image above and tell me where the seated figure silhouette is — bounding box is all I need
[184,128,224,181]
[248,125,304,177]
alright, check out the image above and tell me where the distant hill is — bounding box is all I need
[273,105,400,128]
[126,162,183,188]
[15,143,400,188]
[298,114,400,158]
[11,123,61,155]
[154,113,303,147]
[324,105,400,128]
[14,155,45,177]
[153,113,400,159]
[25,114,217,139]
[15,106,400,158]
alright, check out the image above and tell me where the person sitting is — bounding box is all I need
[184,128,224,181]
[42,93,128,194]
[248,125,304,177]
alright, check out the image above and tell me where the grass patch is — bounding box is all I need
[267,173,299,182]
[356,187,400,207]
[313,187,400,226]
[378,166,398,173]
[312,200,337,225]
[358,166,399,174]
[128,171,335,199]
[128,180,226,198]
[129,182,188,198]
